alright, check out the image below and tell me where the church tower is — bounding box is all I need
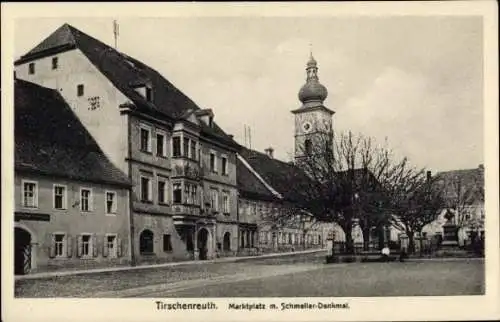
[292,52,335,162]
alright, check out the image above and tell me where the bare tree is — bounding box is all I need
[439,170,485,234]
[292,130,405,254]
[387,167,445,253]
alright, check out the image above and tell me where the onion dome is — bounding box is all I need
[298,53,328,105]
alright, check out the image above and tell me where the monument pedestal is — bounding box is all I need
[436,212,469,257]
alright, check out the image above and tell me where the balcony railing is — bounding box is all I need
[171,158,203,180]
[171,204,201,217]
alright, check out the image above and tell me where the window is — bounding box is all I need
[222,192,230,214]
[140,229,154,254]
[158,178,168,204]
[106,191,117,214]
[77,84,84,97]
[210,188,219,211]
[191,185,197,205]
[106,235,117,258]
[289,233,293,244]
[54,234,66,257]
[156,132,166,157]
[80,188,92,212]
[221,157,228,175]
[53,185,66,209]
[28,63,35,75]
[140,176,152,202]
[183,137,190,158]
[52,57,58,70]
[184,184,191,204]
[173,182,182,204]
[190,141,197,160]
[22,180,38,208]
[81,234,92,257]
[140,125,152,152]
[184,184,197,205]
[210,152,217,173]
[304,139,312,155]
[163,234,173,252]
[172,136,181,157]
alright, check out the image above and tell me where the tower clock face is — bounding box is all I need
[302,122,312,133]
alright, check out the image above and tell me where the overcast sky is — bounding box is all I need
[15,16,484,172]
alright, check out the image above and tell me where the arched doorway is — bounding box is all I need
[15,227,32,275]
[197,228,209,260]
[139,229,154,254]
[223,232,231,251]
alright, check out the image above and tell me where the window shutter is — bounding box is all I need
[92,234,98,257]
[117,238,122,257]
[102,236,108,257]
[77,235,83,257]
[49,234,56,258]
[67,236,73,258]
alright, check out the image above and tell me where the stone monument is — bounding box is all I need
[441,209,459,247]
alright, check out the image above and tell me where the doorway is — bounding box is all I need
[15,227,32,275]
[223,232,231,251]
[197,228,209,260]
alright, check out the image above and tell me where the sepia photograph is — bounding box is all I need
[2,2,499,322]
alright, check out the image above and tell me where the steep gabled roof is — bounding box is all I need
[15,23,239,149]
[236,157,278,202]
[15,79,131,187]
[435,166,484,205]
[238,146,312,203]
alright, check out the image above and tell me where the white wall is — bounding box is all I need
[16,49,130,174]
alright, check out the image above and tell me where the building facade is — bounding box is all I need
[15,23,240,264]
[14,79,131,275]
[237,147,336,254]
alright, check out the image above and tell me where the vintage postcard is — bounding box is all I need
[1,1,499,322]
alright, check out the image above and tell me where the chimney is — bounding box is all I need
[264,147,274,158]
[426,170,432,182]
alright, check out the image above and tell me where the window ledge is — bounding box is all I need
[140,200,154,204]
[22,206,39,210]
[105,213,117,216]
[140,150,153,155]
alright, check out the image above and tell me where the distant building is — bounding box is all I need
[15,23,240,264]
[423,165,485,245]
[237,147,336,255]
[14,79,131,275]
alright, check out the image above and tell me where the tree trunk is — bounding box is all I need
[344,225,354,254]
[407,231,415,254]
[362,227,370,251]
[377,225,385,250]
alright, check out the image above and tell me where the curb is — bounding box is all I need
[15,248,327,281]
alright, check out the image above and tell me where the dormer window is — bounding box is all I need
[131,81,153,102]
[194,109,214,127]
[145,86,153,102]
[28,63,35,75]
